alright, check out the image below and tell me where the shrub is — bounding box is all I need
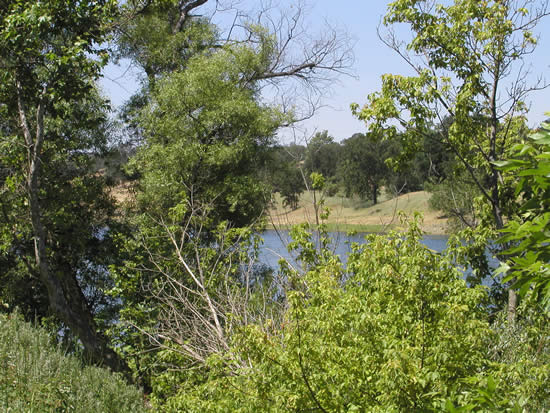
[162,216,494,412]
[0,313,147,413]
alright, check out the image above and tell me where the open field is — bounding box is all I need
[268,190,449,235]
[110,182,449,235]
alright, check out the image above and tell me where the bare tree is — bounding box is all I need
[132,193,284,368]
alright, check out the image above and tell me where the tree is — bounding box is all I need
[115,0,353,226]
[111,0,353,387]
[127,42,287,229]
[268,144,307,210]
[304,130,342,180]
[497,119,550,306]
[115,0,354,133]
[0,0,127,371]
[338,133,390,204]
[352,0,549,317]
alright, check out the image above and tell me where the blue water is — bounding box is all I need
[258,230,450,270]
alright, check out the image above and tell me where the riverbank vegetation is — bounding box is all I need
[1,0,549,411]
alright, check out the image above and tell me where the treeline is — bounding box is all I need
[267,128,451,208]
[1,0,549,412]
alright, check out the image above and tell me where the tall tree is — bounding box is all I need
[353,0,549,317]
[110,0,353,386]
[304,130,341,180]
[0,0,126,371]
[338,133,390,205]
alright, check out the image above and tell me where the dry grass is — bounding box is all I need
[268,190,448,235]
[109,181,448,235]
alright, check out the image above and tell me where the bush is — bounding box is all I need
[0,313,147,413]
[162,216,493,412]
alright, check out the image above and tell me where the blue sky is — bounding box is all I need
[100,1,550,143]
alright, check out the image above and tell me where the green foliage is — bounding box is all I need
[0,0,129,370]
[497,119,550,305]
[352,0,546,320]
[304,131,342,180]
[267,145,306,210]
[0,88,124,328]
[1,90,122,327]
[353,0,542,236]
[0,313,146,412]
[161,215,496,412]
[127,42,286,228]
[0,0,115,102]
[338,133,391,204]
[427,170,482,230]
[116,0,217,81]
[444,294,550,412]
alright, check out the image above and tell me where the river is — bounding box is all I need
[257,230,450,270]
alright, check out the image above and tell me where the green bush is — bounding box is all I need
[155,215,549,412]
[161,216,493,411]
[0,313,147,413]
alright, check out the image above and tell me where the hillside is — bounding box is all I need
[110,181,448,234]
[268,190,448,235]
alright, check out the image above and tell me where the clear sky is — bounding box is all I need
[100,0,550,143]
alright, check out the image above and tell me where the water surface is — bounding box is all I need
[258,230,449,270]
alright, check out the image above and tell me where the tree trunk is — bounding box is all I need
[489,78,516,323]
[17,84,128,374]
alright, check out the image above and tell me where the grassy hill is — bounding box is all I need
[268,190,448,234]
[110,179,448,234]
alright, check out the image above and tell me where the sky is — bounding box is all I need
[100,0,550,144]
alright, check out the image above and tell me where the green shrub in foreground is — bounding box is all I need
[0,313,147,412]
[159,216,549,412]
[161,217,492,412]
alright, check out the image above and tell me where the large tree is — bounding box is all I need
[0,0,126,371]
[353,0,549,318]
[338,133,391,204]
[110,0,353,387]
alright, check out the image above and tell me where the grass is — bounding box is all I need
[0,312,147,413]
[268,190,448,234]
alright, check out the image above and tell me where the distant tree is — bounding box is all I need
[269,145,306,210]
[304,130,342,180]
[338,133,390,204]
